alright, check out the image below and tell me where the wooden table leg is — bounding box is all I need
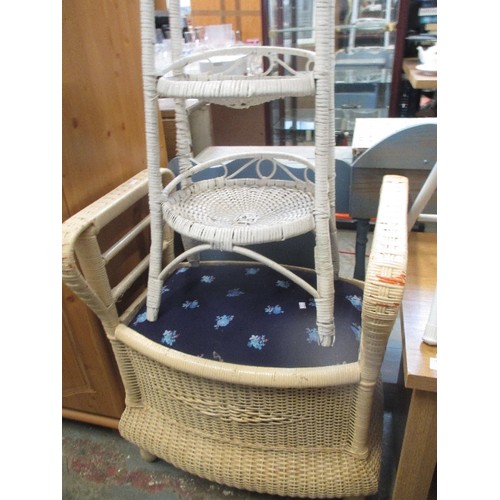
[392,389,437,500]
[353,218,370,281]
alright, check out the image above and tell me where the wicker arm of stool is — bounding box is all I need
[350,175,409,456]
[62,169,175,334]
[360,174,409,382]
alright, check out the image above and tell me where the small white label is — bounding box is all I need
[429,357,437,371]
[299,302,306,309]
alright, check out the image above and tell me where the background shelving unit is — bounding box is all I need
[262,0,404,146]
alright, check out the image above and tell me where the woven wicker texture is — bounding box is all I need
[162,153,316,247]
[144,0,338,346]
[117,344,383,498]
[61,0,410,496]
[166,182,312,229]
[62,171,408,497]
[157,47,315,109]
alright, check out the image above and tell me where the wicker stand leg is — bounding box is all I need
[140,448,158,462]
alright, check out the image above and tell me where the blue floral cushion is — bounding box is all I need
[130,264,363,368]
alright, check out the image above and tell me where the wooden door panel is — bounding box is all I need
[62,284,125,419]
[62,0,167,425]
[190,0,263,42]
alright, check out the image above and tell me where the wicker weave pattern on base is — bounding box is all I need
[118,345,383,498]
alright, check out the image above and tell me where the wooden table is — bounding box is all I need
[392,232,437,499]
[403,58,437,91]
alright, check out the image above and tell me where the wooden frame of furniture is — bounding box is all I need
[393,231,437,500]
[63,0,168,426]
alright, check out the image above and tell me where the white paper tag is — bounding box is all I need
[429,357,437,371]
[299,302,306,309]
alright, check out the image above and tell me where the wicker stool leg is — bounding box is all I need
[139,448,157,462]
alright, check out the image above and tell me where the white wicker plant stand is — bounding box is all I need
[144,0,338,346]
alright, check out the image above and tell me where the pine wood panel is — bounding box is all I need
[62,284,125,419]
[190,0,263,42]
[62,0,167,425]
[402,232,437,392]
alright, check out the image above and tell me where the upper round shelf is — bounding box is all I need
[156,46,316,108]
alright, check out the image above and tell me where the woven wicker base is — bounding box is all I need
[117,346,383,498]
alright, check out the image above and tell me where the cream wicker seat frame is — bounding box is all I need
[62,171,408,498]
[62,0,410,497]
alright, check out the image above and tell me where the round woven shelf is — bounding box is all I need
[156,46,316,108]
[157,74,315,108]
[163,181,315,245]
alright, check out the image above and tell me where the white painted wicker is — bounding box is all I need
[144,0,338,346]
[62,1,411,498]
[156,46,316,108]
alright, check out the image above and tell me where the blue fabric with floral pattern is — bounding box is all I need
[130,264,363,368]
